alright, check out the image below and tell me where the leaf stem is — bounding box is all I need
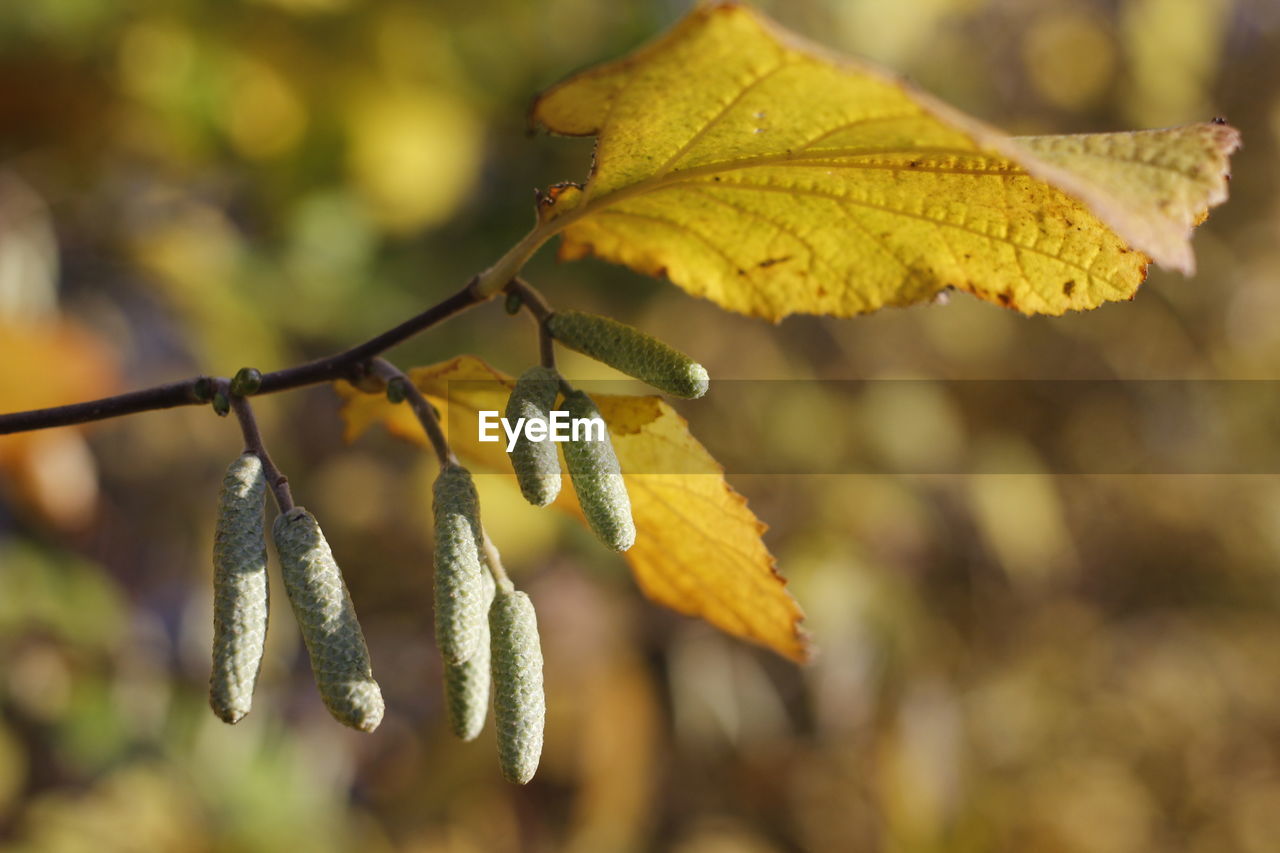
[472,221,558,299]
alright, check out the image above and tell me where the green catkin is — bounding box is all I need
[443,566,495,741]
[546,309,709,399]
[209,453,269,724]
[433,464,486,664]
[504,366,562,507]
[561,390,635,551]
[273,506,384,732]
[490,588,545,784]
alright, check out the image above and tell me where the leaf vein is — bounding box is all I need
[672,177,1123,289]
[1015,141,1209,180]
[628,477,781,595]
[654,59,796,177]
[793,110,930,152]
[681,185,836,281]
[594,207,775,309]
[666,146,1021,183]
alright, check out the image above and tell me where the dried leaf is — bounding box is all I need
[336,356,810,663]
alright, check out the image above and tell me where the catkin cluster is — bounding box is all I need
[504,309,709,553]
[504,370,635,552]
[203,304,706,788]
[208,453,383,732]
[431,461,547,782]
[430,307,707,779]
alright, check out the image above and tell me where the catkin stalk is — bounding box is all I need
[433,464,486,664]
[561,390,635,551]
[546,309,709,399]
[504,366,562,507]
[490,588,545,784]
[210,453,269,724]
[443,566,495,741]
[273,506,384,732]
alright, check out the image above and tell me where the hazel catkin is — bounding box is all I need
[209,453,269,724]
[273,506,384,732]
[561,390,635,551]
[546,309,709,399]
[433,463,486,664]
[490,588,545,784]
[443,565,495,741]
[504,366,562,507]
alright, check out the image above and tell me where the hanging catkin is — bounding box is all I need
[504,366,562,507]
[490,588,545,784]
[443,566,495,741]
[561,390,635,551]
[273,506,384,732]
[433,463,486,664]
[209,452,269,724]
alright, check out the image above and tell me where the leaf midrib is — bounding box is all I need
[554,145,1029,233]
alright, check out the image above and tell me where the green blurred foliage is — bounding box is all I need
[1,0,1279,850]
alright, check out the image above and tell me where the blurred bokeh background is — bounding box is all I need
[2,0,1280,850]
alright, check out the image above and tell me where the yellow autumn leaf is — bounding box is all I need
[519,1,1237,320]
[335,356,810,663]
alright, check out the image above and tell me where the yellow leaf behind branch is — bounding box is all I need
[336,356,810,663]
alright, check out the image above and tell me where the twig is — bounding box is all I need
[371,358,456,468]
[229,388,294,512]
[505,278,557,370]
[0,279,487,434]
[506,277,553,321]
[481,529,514,593]
[0,377,218,434]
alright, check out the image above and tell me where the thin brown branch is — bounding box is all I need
[371,358,456,468]
[506,278,557,369]
[229,389,294,513]
[0,378,217,434]
[0,279,487,435]
[507,277,553,321]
